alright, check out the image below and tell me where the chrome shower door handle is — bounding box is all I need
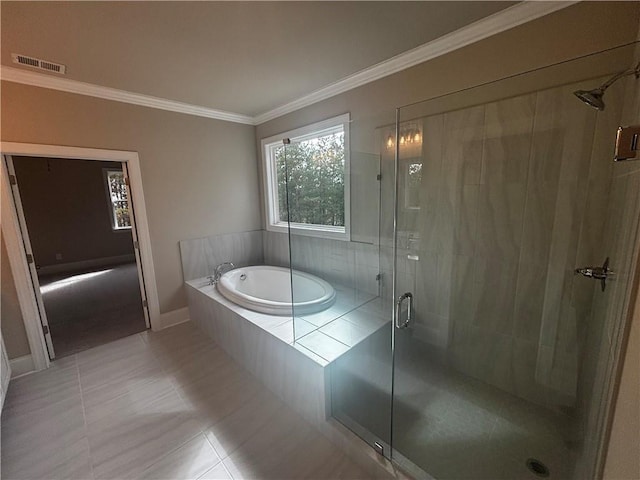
[395,292,413,329]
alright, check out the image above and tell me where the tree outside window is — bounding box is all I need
[262,113,350,240]
[105,170,131,230]
[274,131,345,227]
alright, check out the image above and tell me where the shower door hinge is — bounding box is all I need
[9,174,17,185]
[614,125,640,161]
[133,241,139,249]
[142,299,148,308]
[376,273,382,281]
[377,174,382,181]
[373,442,384,456]
[26,253,34,264]
[42,325,49,335]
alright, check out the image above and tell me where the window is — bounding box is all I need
[262,113,350,240]
[404,162,422,210]
[104,169,131,230]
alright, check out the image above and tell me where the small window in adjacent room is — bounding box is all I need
[104,169,132,230]
[261,113,350,240]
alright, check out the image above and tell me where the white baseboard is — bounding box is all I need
[37,254,136,276]
[154,307,190,331]
[10,354,35,378]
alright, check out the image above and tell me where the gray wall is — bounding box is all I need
[1,83,261,317]
[255,2,640,151]
[12,157,134,269]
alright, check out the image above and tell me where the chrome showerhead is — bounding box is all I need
[574,61,640,111]
[573,88,605,111]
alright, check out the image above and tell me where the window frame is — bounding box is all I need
[261,113,351,241]
[102,168,132,231]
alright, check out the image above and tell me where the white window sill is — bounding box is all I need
[267,222,350,241]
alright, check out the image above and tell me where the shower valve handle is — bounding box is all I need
[575,257,614,292]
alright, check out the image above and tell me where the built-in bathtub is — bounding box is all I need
[217,265,336,315]
[184,268,393,479]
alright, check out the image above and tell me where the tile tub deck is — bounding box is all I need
[185,278,399,479]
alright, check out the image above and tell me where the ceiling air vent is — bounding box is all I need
[11,53,66,74]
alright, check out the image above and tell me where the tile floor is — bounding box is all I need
[40,262,147,357]
[1,322,370,480]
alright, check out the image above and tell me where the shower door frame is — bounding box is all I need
[386,93,640,480]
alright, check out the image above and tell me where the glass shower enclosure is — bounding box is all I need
[281,42,640,480]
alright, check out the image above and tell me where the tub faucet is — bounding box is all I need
[212,262,235,284]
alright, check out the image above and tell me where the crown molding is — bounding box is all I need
[252,1,579,124]
[0,66,255,125]
[1,1,577,127]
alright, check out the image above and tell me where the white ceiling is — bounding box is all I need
[1,1,519,119]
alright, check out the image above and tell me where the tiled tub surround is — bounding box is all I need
[185,277,385,366]
[179,230,264,282]
[181,229,383,345]
[180,230,380,300]
[263,231,381,299]
[185,278,396,478]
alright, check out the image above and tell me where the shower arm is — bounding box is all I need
[599,61,640,92]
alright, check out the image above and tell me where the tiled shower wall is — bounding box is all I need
[378,78,626,409]
[576,57,640,477]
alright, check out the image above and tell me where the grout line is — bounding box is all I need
[195,458,228,480]
[294,343,332,364]
[88,327,218,478]
[138,430,204,478]
[507,92,538,353]
[206,401,288,467]
[148,327,261,446]
[75,354,97,480]
[220,459,235,480]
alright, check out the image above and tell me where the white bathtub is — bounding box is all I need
[217,265,336,315]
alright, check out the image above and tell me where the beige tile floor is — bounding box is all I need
[1,322,370,480]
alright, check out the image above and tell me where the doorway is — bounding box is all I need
[5,155,150,358]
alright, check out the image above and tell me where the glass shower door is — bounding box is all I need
[391,47,640,480]
[278,113,396,458]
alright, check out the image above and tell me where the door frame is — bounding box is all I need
[0,142,160,371]
[4,155,58,359]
